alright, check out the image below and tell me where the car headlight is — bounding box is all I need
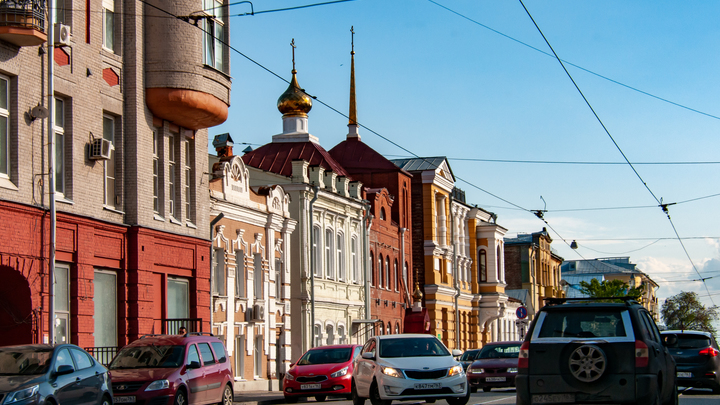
[5,385,39,404]
[331,366,349,378]
[285,373,295,381]
[145,380,170,391]
[507,368,518,373]
[381,367,404,378]
[447,365,463,377]
[469,368,484,374]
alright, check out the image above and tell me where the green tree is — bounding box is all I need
[577,278,644,298]
[661,291,718,335]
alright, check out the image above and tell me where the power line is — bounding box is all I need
[426,0,720,122]
[230,0,355,17]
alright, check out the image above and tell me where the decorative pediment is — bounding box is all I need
[218,156,251,204]
[436,159,455,183]
[264,185,290,215]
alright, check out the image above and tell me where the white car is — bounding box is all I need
[351,334,470,405]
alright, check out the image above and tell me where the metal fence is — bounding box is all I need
[0,0,46,31]
[85,346,118,367]
[164,318,202,334]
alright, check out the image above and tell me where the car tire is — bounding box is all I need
[425,400,436,403]
[352,380,366,405]
[568,344,606,383]
[712,385,720,395]
[174,389,187,405]
[315,395,327,402]
[220,384,233,405]
[470,387,477,393]
[285,396,299,403]
[369,381,391,405]
[483,387,491,392]
[100,394,112,405]
[446,389,471,405]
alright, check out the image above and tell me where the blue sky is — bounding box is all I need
[210,0,720,318]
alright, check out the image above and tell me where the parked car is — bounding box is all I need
[466,341,522,392]
[0,343,113,405]
[661,330,720,394]
[351,334,470,405]
[283,344,363,402]
[458,349,481,371]
[516,297,678,405]
[108,332,234,405]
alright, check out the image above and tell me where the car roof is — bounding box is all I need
[661,330,713,337]
[375,334,439,340]
[483,341,523,346]
[130,334,220,346]
[308,344,360,350]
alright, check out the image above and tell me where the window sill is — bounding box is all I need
[186,221,197,229]
[169,217,182,225]
[154,213,165,222]
[57,196,74,205]
[0,177,18,191]
[103,205,125,215]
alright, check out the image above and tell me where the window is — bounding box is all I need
[235,335,245,379]
[0,75,8,178]
[103,115,116,208]
[404,262,408,288]
[394,259,398,291]
[370,251,375,286]
[198,342,216,365]
[235,250,245,297]
[478,250,487,282]
[168,132,177,218]
[386,322,391,335]
[203,0,226,72]
[337,233,345,281]
[184,139,193,222]
[351,238,358,284]
[70,348,94,370]
[54,97,65,196]
[213,247,226,295]
[54,265,70,344]
[187,344,200,365]
[385,257,391,290]
[325,229,333,279]
[254,335,263,377]
[378,254,384,288]
[275,258,282,298]
[102,0,115,51]
[313,227,321,277]
[211,342,227,363]
[152,131,160,213]
[380,207,386,220]
[54,0,67,24]
[338,325,346,345]
[93,270,117,349]
[55,349,73,371]
[254,253,263,299]
[497,245,502,281]
[167,278,189,322]
[326,324,334,345]
[314,324,322,348]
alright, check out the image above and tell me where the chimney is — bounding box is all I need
[212,133,234,157]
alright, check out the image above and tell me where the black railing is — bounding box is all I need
[0,0,46,31]
[85,346,118,367]
[163,318,202,334]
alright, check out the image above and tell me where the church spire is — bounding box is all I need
[347,26,360,140]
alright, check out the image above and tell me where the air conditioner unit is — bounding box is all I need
[54,24,71,46]
[89,138,114,160]
[253,303,265,322]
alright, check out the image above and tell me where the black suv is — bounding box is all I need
[516,297,678,405]
[660,330,720,394]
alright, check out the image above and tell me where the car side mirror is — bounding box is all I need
[451,349,463,357]
[289,362,295,368]
[361,352,375,360]
[662,334,678,347]
[187,361,201,369]
[55,364,75,376]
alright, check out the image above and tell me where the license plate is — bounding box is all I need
[532,394,574,404]
[301,384,321,390]
[486,377,506,382]
[677,372,692,378]
[113,396,136,404]
[414,383,441,390]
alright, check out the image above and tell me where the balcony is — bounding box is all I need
[0,0,47,47]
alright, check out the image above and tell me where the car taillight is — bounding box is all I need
[635,341,649,367]
[699,347,720,357]
[518,341,530,369]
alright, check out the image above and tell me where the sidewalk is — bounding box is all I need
[233,390,287,405]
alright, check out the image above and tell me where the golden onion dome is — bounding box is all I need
[413,282,423,301]
[277,70,312,116]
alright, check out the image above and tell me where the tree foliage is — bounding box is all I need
[661,291,719,335]
[578,278,644,299]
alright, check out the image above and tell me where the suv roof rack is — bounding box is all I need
[139,334,168,339]
[544,296,640,306]
[186,332,215,337]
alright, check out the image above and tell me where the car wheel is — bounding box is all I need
[446,388,471,405]
[315,395,327,402]
[568,344,606,382]
[483,387,492,392]
[352,380,366,405]
[174,389,187,405]
[285,396,299,403]
[100,395,112,405]
[220,384,233,405]
[369,382,391,405]
[470,387,477,393]
[713,385,720,395]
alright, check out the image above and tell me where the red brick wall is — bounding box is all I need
[504,245,523,290]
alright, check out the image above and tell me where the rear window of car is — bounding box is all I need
[538,309,627,338]
[211,342,227,363]
[459,350,479,361]
[669,334,712,349]
[478,344,520,359]
[298,348,352,365]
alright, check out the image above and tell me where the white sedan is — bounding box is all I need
[351,334,470,405]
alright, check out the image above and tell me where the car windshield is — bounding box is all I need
[459,351,479,361]
[0,347,52,375]
[379,338,450,358]
[297,348,352,365]
[109,345,185,369]
[478,344,520,359]
[670,334,712,349]
[538,309,627,338]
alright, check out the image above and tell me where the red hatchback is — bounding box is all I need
[108,333,234,405]
[284,344,362,403]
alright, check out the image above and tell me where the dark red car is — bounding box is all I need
[284,344,362,403]
[466,341,522,392]
[108,333,234,405]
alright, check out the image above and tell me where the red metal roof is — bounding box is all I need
[242,141,351,178]
[329,138,408,175]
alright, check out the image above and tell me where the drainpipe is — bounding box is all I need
[450,195,460,349]
[308,186,319,348]
[209,213,225,334]
[362,200,372,321]
[47,0,56,345]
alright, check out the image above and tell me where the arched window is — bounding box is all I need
[379,254,384,288]
[337,232,345,281]
[338,325,346,344]
[404,261,409,287]
[479,249,487,282]
[385,257,391,290]
[386,322,391,335]
[395,323,400,335]
[370,251,375,286]
[394,259,399,291]
[380,207,386,220]
[314,324,322,347]
[497,245,502,281]
[313,227,321,277]
[326,324,334,345]
[325,229,333,279]
[351,237,358,283]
